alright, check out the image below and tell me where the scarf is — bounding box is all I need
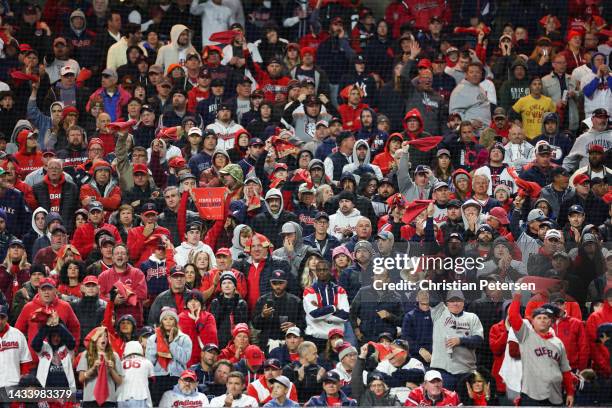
[156,327,172,370]
[94,354,110,406]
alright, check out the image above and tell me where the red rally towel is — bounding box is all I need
[155,327,172,370]
[94,354,109,406]
[401,200,434,224]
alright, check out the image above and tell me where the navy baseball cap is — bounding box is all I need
[314,211,330,221]
[568,204,585,215]
[270,270,288,282]
[414,165,430,174]
[0,304,8,317]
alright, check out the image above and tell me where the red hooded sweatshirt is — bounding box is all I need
[586,295,612,378]
[13,130,43,178]
[372,133,403,175]
[338,101,368,132]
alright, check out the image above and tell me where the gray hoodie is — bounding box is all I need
[155,24,197,73]
[272,221,307,279]
[230,224,251,262]
[264,188,284,220]
[342,139,383,182]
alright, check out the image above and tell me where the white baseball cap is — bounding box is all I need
[60,65,76,76]
[545,229,562,240]
[424,370,443,382]
[188,127,203,136]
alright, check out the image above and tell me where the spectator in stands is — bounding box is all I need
[449,62,491,126]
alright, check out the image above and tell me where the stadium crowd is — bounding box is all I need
[0,0,610,406]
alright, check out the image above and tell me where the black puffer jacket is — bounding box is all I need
[70,295,107,351]
[209,293,248,347]
[32,178,80,234]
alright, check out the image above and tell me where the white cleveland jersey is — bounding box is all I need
[209,393,259,408]
[159,389,209,407]
[116,355,154,405]
[0,326,32,387]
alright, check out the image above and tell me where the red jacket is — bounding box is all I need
[401,0,451,31]
[12,179,37,210]
[405,386,461,406]
[525,295,582,321]
[79,181,122,217]
[372,133,402,175]
[552,314,589,371]
[338,102,368,132]
[15,294,81,362]
[489,320,519,393]
[586,300,612,378]
[250,58,291,103]
[98,266,148,327]
[127,225,172,266]
[178,309,219,366]
[385,1,414,39]
[71,222,122,259]
[13,131,43,178]
[0,265,30,306]
[187,86,209,112]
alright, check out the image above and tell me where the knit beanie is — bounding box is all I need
[159,306,178,323]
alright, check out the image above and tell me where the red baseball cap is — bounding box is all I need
[328,328,344,339]
[588,144,604,153]
[133,163,148,175]
[574,173,590,186]
[82,276,99,285]
[39,278,56,289]
[180,369,198,382]
[489,207,509,225]
[215,247,231,257]
[417,59,432,69]
[244,345,265,368]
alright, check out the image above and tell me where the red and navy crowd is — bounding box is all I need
[0,0,610,406]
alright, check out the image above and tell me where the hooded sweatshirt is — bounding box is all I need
[272,221,307,279]
[372,133,402,176]
[532,112,573,165]
[14,130,43,177]
[328,205,362,240]
[402,109,436,169]
[562,125,612,172]
[231,224,251,262]
[498,59,531,111]
[341,139,383,183]
[27,100,63,148]
[155,24,197,73]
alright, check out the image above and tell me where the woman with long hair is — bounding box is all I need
[145,307,193,406]
[457,369,498,406]
[57,260,86,302]
[178,290,218,367]
[315,184,334,211]
[298,250,324,289]
[51,244,81,278]
[77,326,124,407]
[0,239,31,306]
[376,62,405,133]
[331,246,353,282]
[183,263,202,291]
[188,250,211,287]
[211,273,248,353]
[432,149,454,185]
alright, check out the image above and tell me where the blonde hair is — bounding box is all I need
[188,249,210,273]
[86,327,115,368]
